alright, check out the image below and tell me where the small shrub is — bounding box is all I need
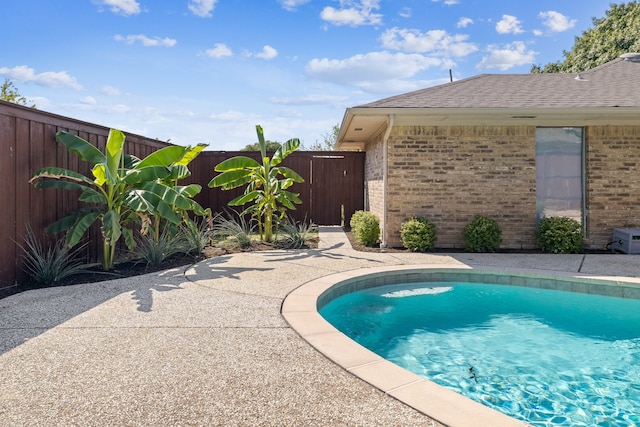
[349,210,380,247]
[401,216,437,252]
[134,226,186,267]
[212,211,255,249]
[17,224,91,285]
[276,217,318,249]
[180,216,214,256]
[536,216,584,254]
[463,216,502,252]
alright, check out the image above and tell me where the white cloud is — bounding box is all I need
[277,0,310,11]
[100,85,122,96]
[539,11,576,33]
[533,29,543,37]
[254,45,278,60]
[306,51,452,92]
[380,27,477,57]
[496,14,524,34]
[0,65,83,90]
[432,0,459,5]
[399,7,411,18]
[320,0,382,27]
[114,34,177,47]
[476,41,536,71]
[81,96,97,105]
[267,94,348,106]
[188,0,218,17]
[94,0,140,15]
[205,43,233,58]
[457,17,473,28]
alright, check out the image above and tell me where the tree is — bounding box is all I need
[304,123,340,151]
[209,125,304,243]
[531,1,640,73]
[241,140,282,151]
[1,79,36,108]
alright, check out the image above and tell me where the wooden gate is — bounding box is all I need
[309,155,364,225]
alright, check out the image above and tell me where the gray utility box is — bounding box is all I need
[611,228,640,254]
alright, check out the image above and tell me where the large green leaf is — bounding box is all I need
[229,190,260,206]
[209,169,253,188]
[101,209,122,245]
[123,165,171,184]
[175,143,208,166]
[122,227,135,250]
[136,145,187,168]
[105,129,126,184]
[125,189,156,212]
[189,199,211,217]
[92,163,109,187]
[154,199,182,224]
[175,184,202,198]
[56,131,105,164]
[276,190,302,209]
[32,178,93,193]
[139,181,191,209]
[214,156,260,172]
[30,167,95,186]
[78,187,106,204]
[66,210,102,247]
[127,188,181,223]
[256,124,267,160]
[272,138,301,167]
[272,166,304,182]
[45,207,101,234]
[124,154,140,169]
[166,164,190,182]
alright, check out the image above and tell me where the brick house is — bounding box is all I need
[337,56,640,250]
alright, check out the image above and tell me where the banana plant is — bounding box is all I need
[30,129,208,270]
[132,142,210,241]
[209,125,304,243]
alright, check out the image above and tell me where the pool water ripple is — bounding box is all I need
[320,282,640,426]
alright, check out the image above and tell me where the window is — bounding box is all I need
[536,127,584,224]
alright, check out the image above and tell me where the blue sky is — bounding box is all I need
[2,0,612,150]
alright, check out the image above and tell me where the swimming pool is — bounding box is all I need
[320,281,640,426]
[282,265,640,427]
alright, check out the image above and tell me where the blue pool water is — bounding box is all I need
[320,282,640,426]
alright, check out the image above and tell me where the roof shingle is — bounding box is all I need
[358,58,640,109]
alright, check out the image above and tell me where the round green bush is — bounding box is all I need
[349,210,380,247]
[462,215,502,252]
[536,216,584,254]
[401,216,437,252]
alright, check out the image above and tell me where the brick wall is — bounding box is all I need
[364,134,385,236]
[586,125,640,248]
[384,125,537,249]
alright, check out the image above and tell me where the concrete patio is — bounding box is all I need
[1,227,638,426]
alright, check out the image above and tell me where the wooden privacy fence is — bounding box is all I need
[189,151,365,226]
[0,101,364,290]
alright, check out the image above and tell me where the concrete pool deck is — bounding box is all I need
[1,226,639,426]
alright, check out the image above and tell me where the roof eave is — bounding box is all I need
[337,106,640,148]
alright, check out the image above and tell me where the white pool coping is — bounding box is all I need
[281,264,640,427]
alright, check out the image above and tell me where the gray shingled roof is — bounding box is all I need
[358,58,640,109]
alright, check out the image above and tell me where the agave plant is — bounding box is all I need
[16,224,92,285]
[30,129,209,270]
[208,125,304,243]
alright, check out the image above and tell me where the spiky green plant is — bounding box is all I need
[17,225,91,285]
[276,217,318,249]
[212,211,255,249]
[180,216,214,256]
[133,226,186,267]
